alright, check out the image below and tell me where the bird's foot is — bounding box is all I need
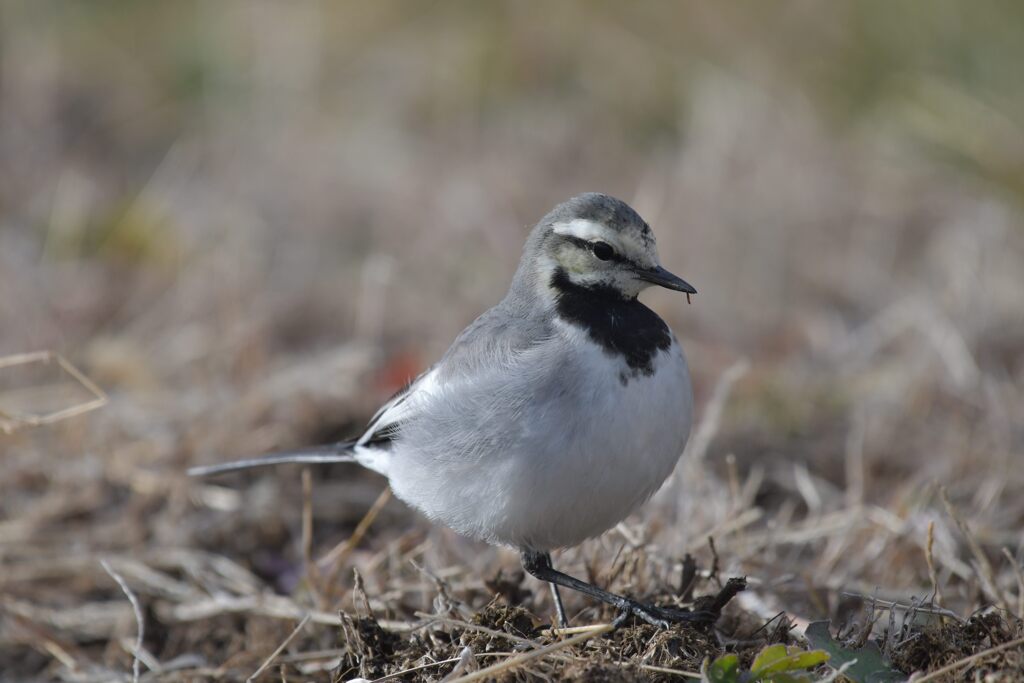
[611,598,715,629]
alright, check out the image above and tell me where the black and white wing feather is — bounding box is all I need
[187,368,438,477]
[356,367,437,448]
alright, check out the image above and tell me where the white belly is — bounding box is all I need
[385,325,693,552]
[497,332,692,550]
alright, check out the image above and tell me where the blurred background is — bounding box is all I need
[2,2,1023,679]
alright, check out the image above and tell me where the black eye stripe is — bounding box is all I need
[561,235,591,250]
[560,235,631,265]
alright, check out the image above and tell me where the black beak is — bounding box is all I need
[636,265,697,294]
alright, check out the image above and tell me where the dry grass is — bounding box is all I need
[0,352,107,435]
[3,3,1024,681]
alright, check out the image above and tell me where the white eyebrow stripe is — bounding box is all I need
[551,218,607,241]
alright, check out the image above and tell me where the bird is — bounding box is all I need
[190,192,703,629]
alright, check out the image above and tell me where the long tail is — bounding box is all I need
[187,441,357,477]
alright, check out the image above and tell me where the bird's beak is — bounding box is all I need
[636,265,697,294]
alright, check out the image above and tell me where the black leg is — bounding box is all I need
[521,549,713,629]
[544,556,569,628]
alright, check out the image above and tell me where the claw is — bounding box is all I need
[612,599,707,630]
[631,603,671,629]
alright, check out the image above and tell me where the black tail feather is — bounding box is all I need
[187,442,357,477]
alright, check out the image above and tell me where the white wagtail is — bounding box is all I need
[190,193,704,628]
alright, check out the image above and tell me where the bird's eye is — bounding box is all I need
[591,241,614,261]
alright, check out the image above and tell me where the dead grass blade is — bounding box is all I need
[940,487,1012,614]
[924,521,943,607]
[910,634,1024,683]
[318,486,393,596]
[1002,547,1024,619]
[540,623,615,637]
[444,623,615,683]
[100,559,144,683]
[246,613,311,682]
[366,652,516,683]
[638,663,702,678]
[413,612,537,648]
[0,350,107,433]
[682,358,750,464]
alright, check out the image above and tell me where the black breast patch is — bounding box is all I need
[551,269,672,382]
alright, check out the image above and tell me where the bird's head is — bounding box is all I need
[530,193,695,301]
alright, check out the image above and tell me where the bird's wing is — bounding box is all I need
[437,304,555,379]
[357,304,554,447]
[356,366,440,447]
[190,303,553,477]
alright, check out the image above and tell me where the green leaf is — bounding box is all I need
[804,621,907,683]
[779,650,830,670]
[706,645,829,683]
[750,644,830,680]
[752,644,790,672]
[704,653,742,683]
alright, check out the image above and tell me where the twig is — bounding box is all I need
[366,652,515,683]
[679,554,698,601]
[100,559,144,683]
[940,487,1011,614]
[706,577,747,613]
[166,594,347,627]
[0,351,108,433]
[681,358,750,464]
[1002,547,1024,619]
[413,612,536,648]
[749,611,788,638]
[441,646,478,682]
[7,610,81,670]
[725,453,741,507]
[925,521,943,608]
[319,487,392,594]
[370,659,461,683]
[301,469,317,583]
[410,560,473,619]
[41,640,78,670]
[707,536,721,587]
[352,568,373,617]
[445,623,615,683]
[117,638,162,675]
[246,613,311,682]
[910,634,1024,682]
[684,507,764,554]
[838,592,965,623]
[540,623,615,637]
[638,663,701,678]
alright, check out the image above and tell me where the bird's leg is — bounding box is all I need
[521,550,712,629]
[545,559,570,629]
